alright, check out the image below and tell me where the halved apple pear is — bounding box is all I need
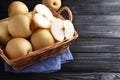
[33,13,51,28]
[51,18,64,41]
[33,4,54,21]
[64,20,75,39]
[32,4,54,28]
[51,18,75,41]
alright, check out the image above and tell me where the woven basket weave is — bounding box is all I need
[0,6,78,71]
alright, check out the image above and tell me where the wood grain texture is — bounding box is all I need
[0,72,117,80]
[62,0,120,73]
[73,15,120,38]
[63,0,120,15]
[62,52,120,72]
[70,38,120,52]
[74,15,120,26]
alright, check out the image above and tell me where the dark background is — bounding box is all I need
[1,0,120,80]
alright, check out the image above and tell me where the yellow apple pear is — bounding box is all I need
[0,20,12,45]
[8,14,32,38]
[42,0,61,11]
[8,1,29,17]
[30,29,55,50]
[5,38,32,59]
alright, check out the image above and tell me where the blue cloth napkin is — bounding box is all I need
[4,49,73,73]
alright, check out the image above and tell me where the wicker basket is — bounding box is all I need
[0,6,78,71]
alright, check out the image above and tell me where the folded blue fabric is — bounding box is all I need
[4,49,73,73]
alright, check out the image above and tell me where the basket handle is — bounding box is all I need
[57,6,73,22]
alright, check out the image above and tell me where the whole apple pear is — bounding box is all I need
[8,14,32,38]
[42,0,61,11]
[8,1,29,17]
[0,21,12,45]
[30,29,55,50]
[5,38,32,59]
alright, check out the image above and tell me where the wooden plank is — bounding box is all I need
[1,72,118,80]
[62,0,120,15]
[53,72,120,80]
[73,15,120,38]
[52,72,101,80]
[62,52,120,72]
[73,15,120,26]
[76,25,120,38]
[70,38,120,53]
[63,0,120,6]
[74,4,120,15]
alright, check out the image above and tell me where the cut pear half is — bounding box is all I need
[51,18,64,41]
[33,13,51,28]
[33,4,54,21]
[51,19,75,41]
[64,20,75,39]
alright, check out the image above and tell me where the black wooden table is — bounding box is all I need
[1,0,120,80]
